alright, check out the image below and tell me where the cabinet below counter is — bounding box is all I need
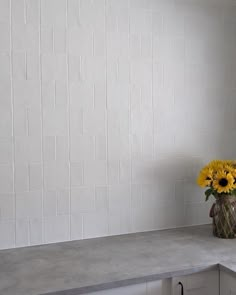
[88,269,219,295]
[1,225,236,295]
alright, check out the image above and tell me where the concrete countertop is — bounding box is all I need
[1,224,236,295]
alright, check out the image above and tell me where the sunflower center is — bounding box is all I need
[219,178,228,187]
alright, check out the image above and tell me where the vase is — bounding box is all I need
[209,194,236,239]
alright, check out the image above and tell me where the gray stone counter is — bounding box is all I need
[1,225,236,295]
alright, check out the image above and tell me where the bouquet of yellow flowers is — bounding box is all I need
[197,160,236,201]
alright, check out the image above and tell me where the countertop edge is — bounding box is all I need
[41,264,219,295]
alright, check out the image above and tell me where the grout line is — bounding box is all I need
[104,0,110,235]
[52,25,55,54]
[26,107,30,136]
[24,0,27,24]
[29,218,32,245]
[78,0,81,26]
[93,135,96,160]
[54,80,56,108]
[81,213,84,240]
[54,136,57,161]
[25,52,27,80]
[9,0,17,248]
[93,83,95,109]
[92,31,95,57]
[39,0,45,244]
[27,217,30,246]
[65,0,72,240]
[128,0,133,233]
[28,164,30,191]
[79,55,82,83]
[56,190,58,217]
[151,8,155,162]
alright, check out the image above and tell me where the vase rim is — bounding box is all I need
[215,194,236,203]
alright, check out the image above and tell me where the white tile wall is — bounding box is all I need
[0,0,236,249]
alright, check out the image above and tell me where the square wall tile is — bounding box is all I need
[11,0,25,25]
[0,24,10,52]
[0,137,13,164]
[41,0,66,26]
[29,218,43,246]
[70,163,83,186]
[68,27,93,56]
[29,164,42,191]
[16,191,42,218]
[43,108,68,136]
[57,190,70,215]
[70,136,95,162]
[71,214,83,240]
[0,54,10,80]
[44,162,69,190]
[12,24,39,53]
[0,221,15,249]
[71,187,95,213]
[43,191,57,217]
[44,215,70,244]
[13,80,40,109]
[14,136,41,163]
[16,218,29,247]
[83,210,108,239]
[0,0,10,22]
[14,163,29,192]
[41,54,67,81]
[83,160,107,186]
[0,194,15,219]
[0,165,13,193]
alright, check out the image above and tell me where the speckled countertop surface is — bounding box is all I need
[1,224,236,295]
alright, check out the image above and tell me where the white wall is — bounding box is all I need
[0,0,236,249]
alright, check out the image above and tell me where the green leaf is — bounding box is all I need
[205,188,213,201]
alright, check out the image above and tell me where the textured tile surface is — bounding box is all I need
[0,0,236,249]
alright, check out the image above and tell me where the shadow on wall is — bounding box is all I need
[145,1,236,230]
[154,154,211,227]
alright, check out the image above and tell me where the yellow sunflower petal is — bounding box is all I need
[197,167,213,188]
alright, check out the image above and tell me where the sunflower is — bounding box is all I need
[213,171,235,194]
[207,160,225,171]
[228,167,236,181]
[231,161,236,169]
[197,167,213,188]
[224,160,233,166]
[222,164,234,174]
